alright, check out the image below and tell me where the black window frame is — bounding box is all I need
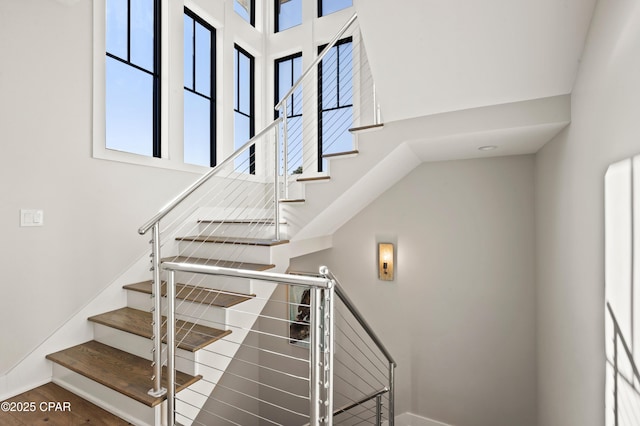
[234,0,256,27]
[274,52,303,120]
[233,44,256,174]
[275,0,302,33]
[105,0,161,158]
[318,0,352,17]
[183,7,217,167]
[317,37,353,172]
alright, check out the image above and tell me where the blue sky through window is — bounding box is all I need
[277,0,302,32]
[105,0,157,157]
[320,0,352,17]
[184,11,215,167]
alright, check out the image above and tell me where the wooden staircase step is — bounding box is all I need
[0,382,131,425]
[176,236,289,246]
[296,175,331,182]
[46,341,201,407]
[162,255,275,271]
[88,307,231,352]
[322,150,359,159]
[348,123,384,133]
[124,280,254,308]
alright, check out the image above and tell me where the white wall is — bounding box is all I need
[535,0,640,424]
[0,0,200,374]
[291,155,537,426]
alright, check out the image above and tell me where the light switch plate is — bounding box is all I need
[20,209,44,227]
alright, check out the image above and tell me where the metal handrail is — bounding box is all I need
[162,261,333,289]
[320,267,396,367]
[300,387,389,426]
[333,387,389,417]
[274,12,358,111]
[138,116,283,235]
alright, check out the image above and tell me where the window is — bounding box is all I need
[318,0,352,17]
[184,9,216,167]
[234,0,255,26]
[105,0,160,157]
[234,45,255,173]
[275,53,303,174]
[317,38,353,171]
[275,0,302,32]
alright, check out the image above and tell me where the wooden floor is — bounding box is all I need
[0,382,131,425]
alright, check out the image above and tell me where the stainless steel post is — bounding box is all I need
[310,287,322,425]
[389,363,395,426]
[148,223,166,397]
[274,125,281,241]
[324,287,334,425]
[167,270,176,426]
[281,101,289,200]
[375,394,383,426]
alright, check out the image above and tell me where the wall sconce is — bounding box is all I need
[378,243,394,281]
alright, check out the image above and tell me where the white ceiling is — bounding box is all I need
[354,0,597,125]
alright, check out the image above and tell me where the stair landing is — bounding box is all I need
[0,382,131,425]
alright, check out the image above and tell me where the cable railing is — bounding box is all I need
[160,261,395,426]
[276,13,379,199]
[135,11,389,425]
[607,302,640,426]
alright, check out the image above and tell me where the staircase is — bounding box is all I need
[37,12,397,426]
[45,216,289,425]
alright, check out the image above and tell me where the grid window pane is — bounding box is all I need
[322,107,352,154]
[184,91,211,167]
[320,0,352,16]
[234,0,253,24]
[234,112,251,170]
[238,52,251,114]
[338,43,353,105]
[106,0,127,58]
[234,46,254,173]
[130,0,155,72]
[277,0,302,32]
[106,56,154,156]
[195,23,211,96]
[184,15,194,90]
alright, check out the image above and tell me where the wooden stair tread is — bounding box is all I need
[348,123,384,133]
[0,382,132,425]
[46,341,201,407]
[322,150,359,158]
[296,175,331,182]
[176,236,289,246]
[88,307,231,352]
[124,280,254,308]
[162,255,275,271]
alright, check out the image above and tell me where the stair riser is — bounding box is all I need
[174,273,252,294]
[126,291,228,331]
[93,324,196,375]
[178,241,273,265]
[52,364,160,426]
[197,222,286,239]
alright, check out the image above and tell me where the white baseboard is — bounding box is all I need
[387,412,454,426]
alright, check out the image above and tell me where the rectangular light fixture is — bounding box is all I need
[378,243,394,281]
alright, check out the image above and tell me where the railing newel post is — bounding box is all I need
[166,269,176,426]
[148,222,166,398]
[274,122,281,241]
